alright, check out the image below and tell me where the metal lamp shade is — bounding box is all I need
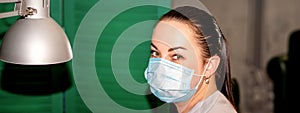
[0,18,73,65]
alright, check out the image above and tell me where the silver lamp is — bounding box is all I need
[0,0,73,65]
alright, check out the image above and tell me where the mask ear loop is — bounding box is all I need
[203,58,212,84]
[194,58,212,89]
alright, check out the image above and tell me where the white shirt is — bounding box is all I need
[188,91,237,113]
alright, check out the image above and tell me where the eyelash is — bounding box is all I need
[150,50,160,58]
[151,50,185,61]
[171,54,185,61]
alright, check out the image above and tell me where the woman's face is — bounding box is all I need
[151,20,206,88]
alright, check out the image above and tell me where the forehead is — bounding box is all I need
[152,20,196,49]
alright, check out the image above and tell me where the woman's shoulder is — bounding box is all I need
[189,91,237,113]
[207,91,237,113]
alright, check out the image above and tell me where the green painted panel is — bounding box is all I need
[64,0,99,112]
[67,0,171,113]
[0,0,172,112]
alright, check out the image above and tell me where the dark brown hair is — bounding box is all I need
[159,6,236,109]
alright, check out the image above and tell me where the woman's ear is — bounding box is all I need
[204,55,220,78]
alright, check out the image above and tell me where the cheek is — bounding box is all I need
[190,75,205,89]
[181,50,203,74]
[182,51,206,88]
[182,39,204,73]
[182,59,199,70]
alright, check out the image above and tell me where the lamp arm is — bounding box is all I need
[0,0,20,3]
[0,0,24,19]
[0,11,18,19]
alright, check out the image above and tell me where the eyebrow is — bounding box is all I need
[151,43,158,50]
[151,43,187,52]
[168,46,187,52]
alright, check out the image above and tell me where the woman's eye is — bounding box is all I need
[150,50,160,58]
[171,54,184,60]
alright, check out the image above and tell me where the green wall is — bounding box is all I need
[0,0,170,113]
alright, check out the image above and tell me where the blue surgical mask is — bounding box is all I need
[144,58,209,103]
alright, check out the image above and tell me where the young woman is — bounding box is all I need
[144,6,237,113]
